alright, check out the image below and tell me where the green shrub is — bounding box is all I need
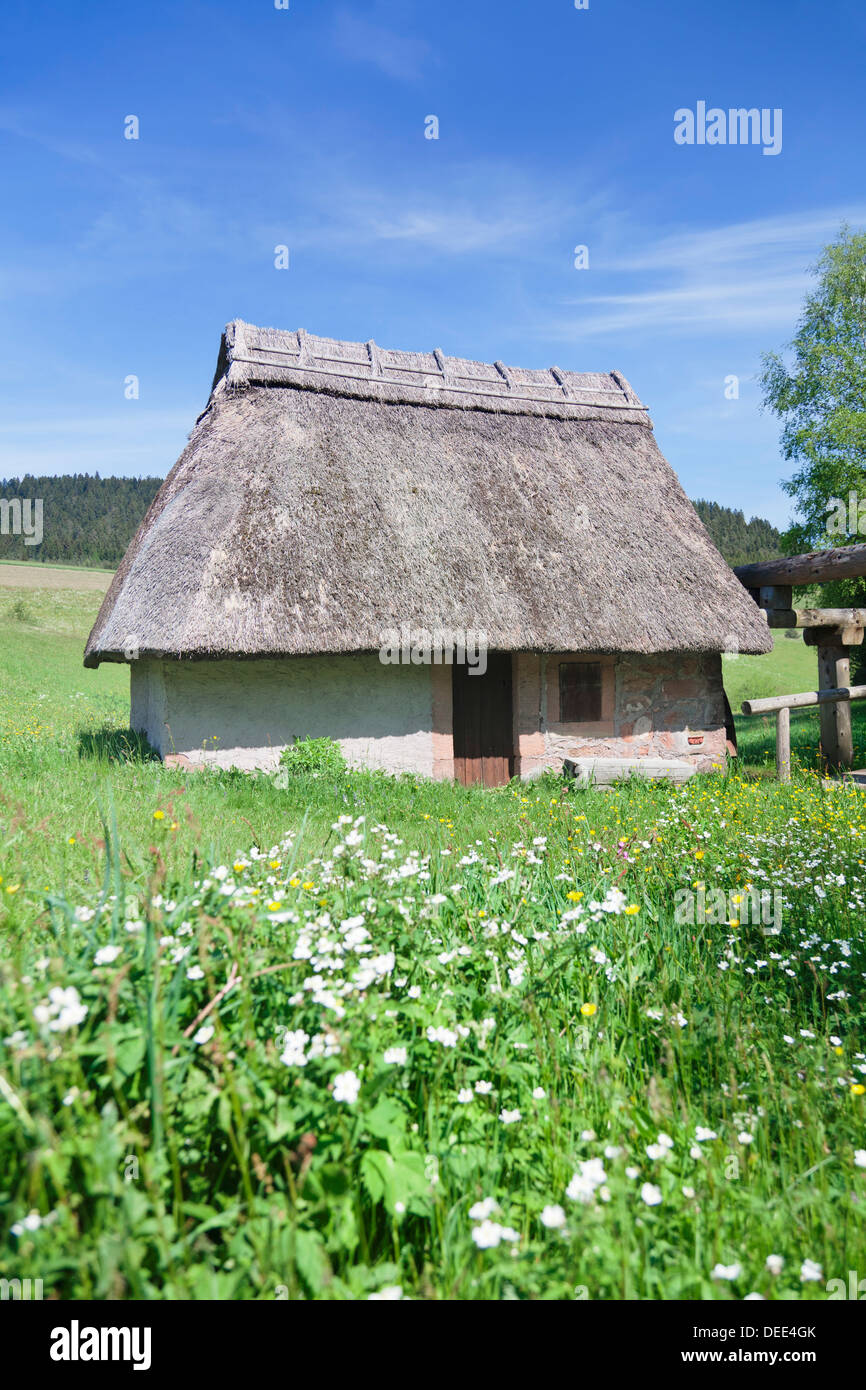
[279,736,348,777]
[10,597,32,623]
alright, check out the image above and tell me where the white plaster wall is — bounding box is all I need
[131,655,435,774]
[130,659,168,754]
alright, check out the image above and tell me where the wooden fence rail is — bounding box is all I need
[740,685,866,782]
[734,542,866,588]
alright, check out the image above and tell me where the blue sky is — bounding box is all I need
[2,0,865,526]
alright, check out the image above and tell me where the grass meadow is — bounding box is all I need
[1,578,865,1300]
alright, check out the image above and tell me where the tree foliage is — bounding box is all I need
[760,225,866,679]
[691,499,781,567]
[0,474,162,567]
[760,225,866,555]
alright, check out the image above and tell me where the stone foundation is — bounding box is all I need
[515,651,727,777]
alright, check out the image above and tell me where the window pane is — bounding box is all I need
[559,662,602,723]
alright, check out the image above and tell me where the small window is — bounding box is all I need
[559,662,602,723]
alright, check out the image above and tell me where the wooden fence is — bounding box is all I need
[740,685,866,781]
[734,542,866,773]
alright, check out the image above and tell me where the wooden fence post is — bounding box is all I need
[817,643,853,769]
[775,706,791,782]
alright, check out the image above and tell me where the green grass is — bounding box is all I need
[1,587,865,1300]
[0,586,128,747]
[723,632,816,710]
[0,559,116,574]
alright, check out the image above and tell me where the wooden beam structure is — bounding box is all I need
[776,706,791,781]
[734,543,866,770]
[734,542,866,588]
[765,607,866,630]
[818,644,854,768]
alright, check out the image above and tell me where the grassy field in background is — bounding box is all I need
[1,578,864,1300]
[0,560,115,575]
[0,586,127,749]
[0,562,114,592]
[723,632,816,709]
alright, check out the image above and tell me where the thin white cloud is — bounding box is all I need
[344,196,566,255]
[332,8,432,82]
[0,107,104,168]
[0,412,192,437]
[612,208,866,273]
[563,276,810,334]
[283,161,589,259]
[550,205,866,338]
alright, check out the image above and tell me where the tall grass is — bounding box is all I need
[1,590,864,1299]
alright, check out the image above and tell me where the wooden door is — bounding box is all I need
[452,654,514,787]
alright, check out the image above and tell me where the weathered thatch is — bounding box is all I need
[84,320,772,666]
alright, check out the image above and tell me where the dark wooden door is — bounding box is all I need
[452,654,514,787]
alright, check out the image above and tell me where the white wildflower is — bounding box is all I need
[333,1070,361,1104]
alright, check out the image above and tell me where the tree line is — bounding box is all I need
[0,474,162,568]
[691,500,782,567]
[0,473,784,573]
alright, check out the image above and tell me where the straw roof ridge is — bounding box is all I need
[212,319,652,424]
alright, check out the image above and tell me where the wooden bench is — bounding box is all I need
[563,756,697,788]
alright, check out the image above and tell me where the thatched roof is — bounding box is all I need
[84,319,772,666]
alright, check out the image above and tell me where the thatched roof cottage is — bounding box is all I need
[85,320,771,785]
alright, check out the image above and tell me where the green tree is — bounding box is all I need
[760,225,866,676]
[691,499,781,567]
[760,225,866,554]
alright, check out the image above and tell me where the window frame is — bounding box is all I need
[546,653,615,736]
[558,660,603,724]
